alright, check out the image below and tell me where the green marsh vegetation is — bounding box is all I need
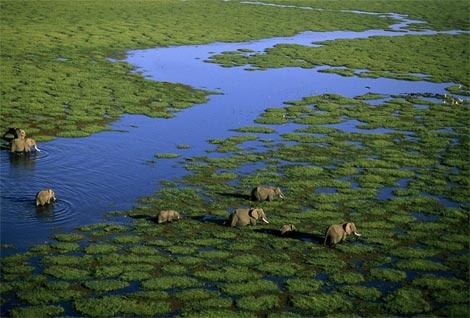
[1,0,470,317]
[0,0,402,141]
[2,91,468,316]
[1,0,467,140]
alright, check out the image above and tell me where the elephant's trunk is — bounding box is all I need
[262,217,270,224]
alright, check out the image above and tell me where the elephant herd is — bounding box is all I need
[3,128,41,154]
[156,185,361,248]
[3,129,361,248]
[3,128,50,208]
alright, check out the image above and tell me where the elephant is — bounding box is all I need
[36,189,57,206]
[9,129,30,154]
[156,210,181,224]
[251,186,285,202]
[10,138,30,154]
[2,128,21,142]
[25,138,40,152]
[227,207,269,227]
[324,222,361,247]
[280,223,297,235]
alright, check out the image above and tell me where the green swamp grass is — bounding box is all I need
[0,0,411,140]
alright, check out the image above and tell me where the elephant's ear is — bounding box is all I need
[343,222,352,234]
[249,208,259,219]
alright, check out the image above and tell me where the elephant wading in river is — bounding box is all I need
[36,189,57,206]
[324,222,361,248]
[156,210,181,224]
[251,186,285,202]
[10,138,30,154]
[25,138,40,152]
[227,207,269,227]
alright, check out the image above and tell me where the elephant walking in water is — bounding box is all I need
[227,208,269,227]
[10,138,31,154]
[8,129,39,153]
[324,222,361,248]
[251,186,285,202]
[36,189,57,206]
[25,138,40,152]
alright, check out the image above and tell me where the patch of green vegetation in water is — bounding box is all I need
[289,293,352,316]
[73,295,171,317]
[221,279,280,295]
[84,279,129,292]
[10,305,64,318]
[236,294,280,311]
[384,288,431,315]
[155,153,180,159]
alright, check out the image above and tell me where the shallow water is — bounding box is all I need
[0,11,461,252]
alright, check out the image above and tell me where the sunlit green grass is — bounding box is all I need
[1,0,416,140]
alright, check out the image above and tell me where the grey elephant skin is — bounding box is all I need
[156,210,181,224]
[324,222,361,247]
[227,208,269,227]
[251,186,285,202]
[280,224,297,236]
[36,189,57,206]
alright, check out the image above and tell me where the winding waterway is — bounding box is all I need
[0,9,462,252]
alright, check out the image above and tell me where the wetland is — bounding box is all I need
[1,0,469,317]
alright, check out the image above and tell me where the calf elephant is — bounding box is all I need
[36,189,57,206]
[324,222,361,248]
[251,186,285,202]
[25,138,40,152]
[156,210,181,224]
[227,207,269,227]
[280,224,297,235]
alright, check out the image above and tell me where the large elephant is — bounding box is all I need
[227,207,269,227]
[9,129,30,154]
[10,138,30,154]
[156,210,181,224]
[251,186,285,202]
[36,189,57,206]
[324,222,361,247]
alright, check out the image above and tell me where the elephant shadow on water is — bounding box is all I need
[254,228,324,244]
